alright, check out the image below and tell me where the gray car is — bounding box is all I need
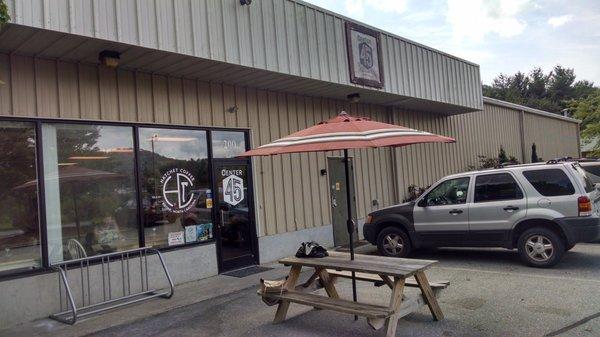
[363,160,600,267]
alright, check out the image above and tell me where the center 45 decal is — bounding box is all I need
[223,174,244,206]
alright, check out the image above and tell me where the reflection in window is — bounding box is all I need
[42,124,139,264]
[211,131,246,158]
[425,177,470,206]
[0,122,41,272]
[523,169,575,196]
[474,173,523,203]
[138,128,212,248]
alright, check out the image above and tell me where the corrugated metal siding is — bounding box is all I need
[523,113,580,161]
[0,53,397,236]
[0,54,578,236]
[391,103,579,201]
[6,0,482,111]
[392,104,522,199]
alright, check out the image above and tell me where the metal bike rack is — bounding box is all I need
[50,247,174,325]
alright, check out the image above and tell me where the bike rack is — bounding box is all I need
[50,247,174,325]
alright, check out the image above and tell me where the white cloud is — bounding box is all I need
[548,14,574,28]
[446,0,530,42]
[343,0,408,20]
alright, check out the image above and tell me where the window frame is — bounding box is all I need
[0,115,252,279]
[473,172,524,203]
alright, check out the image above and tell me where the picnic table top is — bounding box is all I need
[279,251,437,278]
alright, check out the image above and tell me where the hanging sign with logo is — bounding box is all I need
[345,22,384,88]
[160,168,197,214]
[221,169,244,206]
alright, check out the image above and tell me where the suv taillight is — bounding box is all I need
[578,196,592,216]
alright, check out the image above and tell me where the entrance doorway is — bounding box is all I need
[212,160,258,272]
[327,157,358,247]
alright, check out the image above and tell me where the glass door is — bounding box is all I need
[212,160,257,271]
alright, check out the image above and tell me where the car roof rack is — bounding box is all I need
[546,157,573,164]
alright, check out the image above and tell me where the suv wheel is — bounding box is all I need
[517,227,565,268]
[377,227,412,258]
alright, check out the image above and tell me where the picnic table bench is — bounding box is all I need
[259,252,446,337]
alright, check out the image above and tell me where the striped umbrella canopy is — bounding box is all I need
[242,111,455,156]
[241,111,455,312]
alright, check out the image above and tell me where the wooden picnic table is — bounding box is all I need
[259,252,445,337]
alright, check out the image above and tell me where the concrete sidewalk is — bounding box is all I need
[3,244,600,337]
[0,263,291,337]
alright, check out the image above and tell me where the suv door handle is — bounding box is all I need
[449,209,463,215]
[503,206,519,212]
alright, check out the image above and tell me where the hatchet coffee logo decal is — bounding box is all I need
[161,168,197,213]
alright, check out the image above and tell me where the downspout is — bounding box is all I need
[519,110,527,163]
[576,122,582,158]
[388,106,400,204]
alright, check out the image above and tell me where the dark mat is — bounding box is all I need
[223,266,273,278]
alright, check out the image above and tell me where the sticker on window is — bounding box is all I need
[197,223,214,242]
[167,231,185,246]
[185,225,197,243]
[222,174,244,206]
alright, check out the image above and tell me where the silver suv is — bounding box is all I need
[363,161,600,267]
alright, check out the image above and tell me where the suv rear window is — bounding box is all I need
[573,164,595,193]
[475,173,523,203]
[523,169,575,196]
[580,164,600,184]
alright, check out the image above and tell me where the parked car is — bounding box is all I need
[363,160,600,267]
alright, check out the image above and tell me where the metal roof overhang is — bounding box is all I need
[0,24,478,115]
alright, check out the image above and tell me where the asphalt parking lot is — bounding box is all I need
[82,243,600,337]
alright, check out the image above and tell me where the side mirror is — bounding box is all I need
[417,199,427,207]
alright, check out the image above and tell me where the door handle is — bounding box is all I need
[503,206,519,212]
[449,209,463,215]
[219,209,225,229]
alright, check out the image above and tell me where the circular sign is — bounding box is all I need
[160,168,197,213]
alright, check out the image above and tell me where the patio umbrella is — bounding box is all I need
[241,111,455,308]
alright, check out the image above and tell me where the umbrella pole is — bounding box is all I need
[343,149,358,320]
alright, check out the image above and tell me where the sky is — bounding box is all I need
[304,0,600,85]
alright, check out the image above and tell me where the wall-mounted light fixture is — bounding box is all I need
[347,93,360,103]
[320,169,327,176]
[240,0,252,5]
[99,50,121,68]
[227,105,239,114]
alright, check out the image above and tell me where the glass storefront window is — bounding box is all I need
[138,128,212,248]
[42,124,139,264]
[0,122,41,272]
[211,131,246,158]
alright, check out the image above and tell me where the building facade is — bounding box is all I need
[0,0,580,326]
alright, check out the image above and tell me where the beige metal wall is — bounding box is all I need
[6,0,482,111]
[523,113,580,161]
[391,103,579,201]
[0,53,396,237]
[0,54,580,237]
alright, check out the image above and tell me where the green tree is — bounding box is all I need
[571,90,600,156]
[0,0,9,28]
[483,65,597,114]
[531,143,540,162]
[498,146,508,164]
